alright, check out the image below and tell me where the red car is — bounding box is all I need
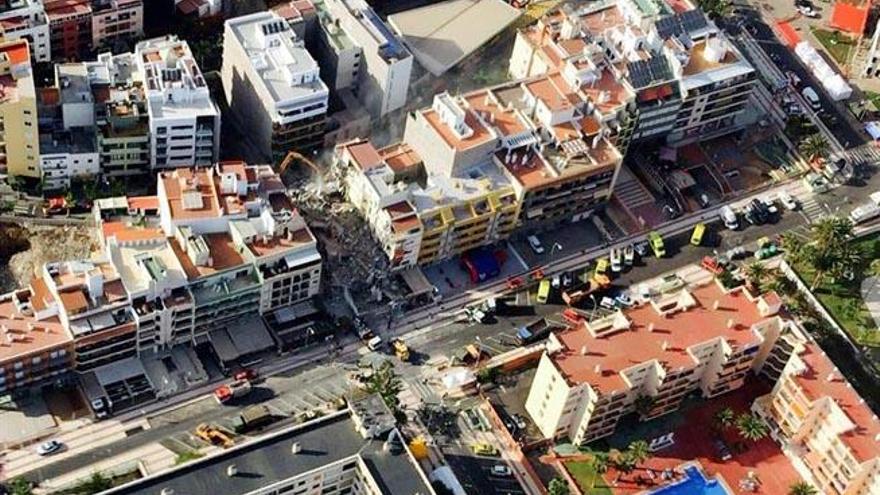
[233,368,259,382]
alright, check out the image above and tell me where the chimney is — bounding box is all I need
[291,442,301,454]
[580,345,588,355]
[826,373,836,382]
[726,319,734,329]
[594,364,601,374]
[647,322,655,332]
[226,465,238,477]
[713,300,720,310]
[661,341,669,351]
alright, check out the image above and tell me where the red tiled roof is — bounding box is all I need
[776,21,801,48]
[0,40,30,66]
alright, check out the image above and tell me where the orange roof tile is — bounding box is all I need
[160,168,222,221]
[526,76,573,112]
[378,143,422,173]
[247,227,314,258]
[552,283,769,394]
[0,40,30,66]
[464,90,530,138]
[344,141,384,171]
[829,2,869,35]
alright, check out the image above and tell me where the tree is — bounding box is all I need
[799,133,830,162]
[713,407,735,431]
[626,440,650,466]
[796,217,861,291]
[697,0,731,18]
[366,360,404,421]
[6,477,33,495]
[590,453,609,489]
[743,262,769,292]
[788,481,818,495]
[736,413,769,442]
[548,477,571,495]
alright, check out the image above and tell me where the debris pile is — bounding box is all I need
[1,223,98,291]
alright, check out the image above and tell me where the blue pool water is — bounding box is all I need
[649,466,732,495]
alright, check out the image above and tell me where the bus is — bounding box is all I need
[648,231,666,258]
[690,223,706,246]
[536,279,551,304]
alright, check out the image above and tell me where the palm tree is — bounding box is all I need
[799,133,830,162]
[589,453,610,490]
[736,413,769,442]
[548,477,571,495]
[697,0,731,18]
[800,217,860,290]
[626,440,650,466]
[713,407,735,431]
[788,481,818,495]
[743,262,769,292]
[7,478,33,495]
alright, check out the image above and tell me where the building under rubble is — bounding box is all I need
[337,0,760,271]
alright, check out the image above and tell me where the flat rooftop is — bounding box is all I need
[0,293,71,363]
[225,11,328,108]
[553,283,775,394]
[107,411,433,495]
[388,0,520,76]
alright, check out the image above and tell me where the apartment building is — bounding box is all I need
[0,38,39,179]
[137,36,220,169]
[103,403,434,495]
[340,67,628,268]
[0,286,75,394]
[0,0,50,62]
[525,282,788,444]
[313,0,412,119]
[90,0,142,51]
[174,0,221,18]
[753,342,880,495]
[509,0,757,147]
[221,11,329,162]
[44,0,92,61]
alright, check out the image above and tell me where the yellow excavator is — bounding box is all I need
[195,423,234,448]
[277,150,321,177]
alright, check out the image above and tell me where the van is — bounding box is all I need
[536,280,551,304]
[690,223,706,246]
[802,87,821,111]
[719,206,738,230]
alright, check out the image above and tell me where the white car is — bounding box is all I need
[778,191,798,211]
[491,465,513,477]
[610,248,622,273]
[527,235,544,255]
[623,244,635,265]
[761,196,779,215]
[797,5,818,17]
[551,275,561,289]
[36,440,64,456]
[600,297,617,310]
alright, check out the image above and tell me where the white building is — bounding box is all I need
[135,36,221,169]
[315,0,412,119]
[0,0,50,62]
[221,11,329,162]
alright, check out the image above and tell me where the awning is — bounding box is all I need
[830,2,869,35]
[776,21,801,48]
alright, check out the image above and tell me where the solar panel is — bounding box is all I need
[654,10,708,39]
[627,56,673,88]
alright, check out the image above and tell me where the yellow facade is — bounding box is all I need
[0,38,39,179]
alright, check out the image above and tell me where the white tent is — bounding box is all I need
[793,41,852,101]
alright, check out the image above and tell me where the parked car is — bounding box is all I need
[491,465,513,477]
[623,244,635,265]
[36,440,64,456]
[527,235,544,255]
[634,242,649,257]
[615,291,634,307]
[719,205,739,230]
[778,191,798,210]
[713,438,733,461]
[801,86,822,110]
[610,247,622,273]
[562,272,573,288]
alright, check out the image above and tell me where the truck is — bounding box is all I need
[515,318,556,346]
[561,276,609,305]
[354,317,384,351]
[393,339,410,361]
[849,202,880,225]
[231,405,276,434]
[214,379,252,404]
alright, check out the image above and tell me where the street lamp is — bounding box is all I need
[550,242,563,263]
[589,294,598,321]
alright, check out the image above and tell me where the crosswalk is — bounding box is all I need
[844,144,880,167]
[798,193,826,224]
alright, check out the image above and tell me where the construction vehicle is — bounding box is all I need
[231,405,275,434]
[277,150,321,177]
[393,339,410,361]
[561,308,585,325]
[353,317,384,351]
[195,424,234,448]
[471,442,497,456]
[214,379,252,405]
[515,317,557,346]
[561,275,610,306]
[700,256,726,275]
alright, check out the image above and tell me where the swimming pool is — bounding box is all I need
[649,466,731,495]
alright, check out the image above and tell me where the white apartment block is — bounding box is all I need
[0,0,50,62]
[753,341,880,495]
[136,36,220,169]
[316,0,412,119]
[222,11,329,162]
[525,282,787,445]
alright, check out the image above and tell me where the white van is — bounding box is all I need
[801,87,821,111]
[719,205,739,230]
